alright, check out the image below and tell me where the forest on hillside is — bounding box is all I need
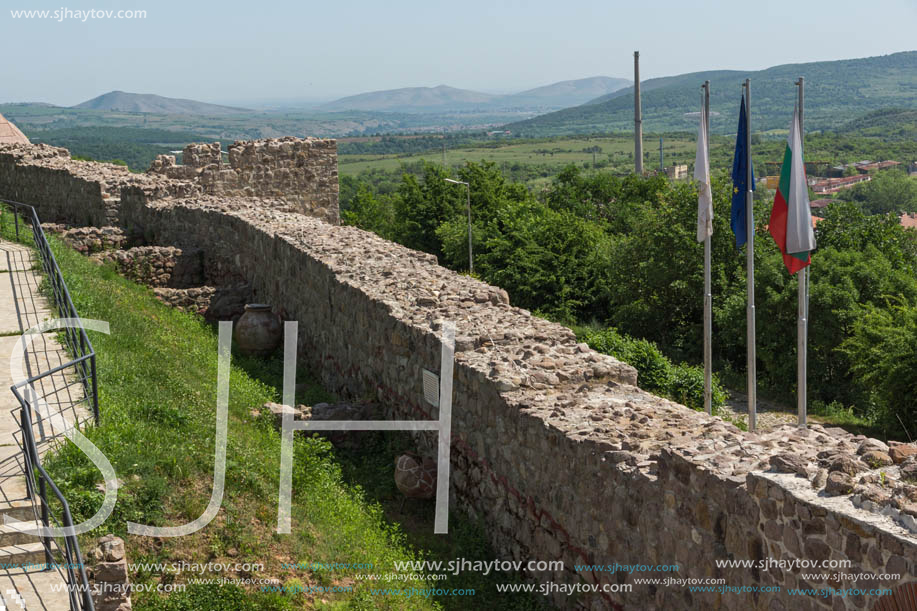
[509,52,917,136]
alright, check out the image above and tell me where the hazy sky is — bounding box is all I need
[3,0,915,106]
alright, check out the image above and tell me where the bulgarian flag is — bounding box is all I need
[769,106,816,274]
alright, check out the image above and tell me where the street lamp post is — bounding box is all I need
[444,178,473,274]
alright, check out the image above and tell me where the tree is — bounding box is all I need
[842,300,917,436]
[836,170,917,214]
[391,162,463,260]
[340,182,395,239]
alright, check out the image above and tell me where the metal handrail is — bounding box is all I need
[14,387,95,611]
[1,199,97,610]
[3,200,98,423]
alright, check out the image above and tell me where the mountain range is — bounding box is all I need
[507,51,917,136]
[74,91,252,115]
[318,77,631,113]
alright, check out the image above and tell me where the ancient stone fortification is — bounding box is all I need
[148,137,339,223]
[0,136,339,226]
[0,143,194,226]
[1,142,915,611]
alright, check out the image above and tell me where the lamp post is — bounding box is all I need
[444,178,473,274]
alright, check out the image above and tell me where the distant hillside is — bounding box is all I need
[837,108,917,139]
[320,77,631,113]
[501,77,631,108]
[319,85,498,113]
[74,91,251,115]
[507,51,917,136]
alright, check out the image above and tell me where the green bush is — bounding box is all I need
[840,300,917,438]
[578,327,727,413]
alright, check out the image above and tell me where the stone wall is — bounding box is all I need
[1,136,339,226]
[115,190,917,611]
[0,143,193,225]
[2,143,915,610]
[93,246,204,288]
[148,137,339,224]
[89,534,131,611]
[152,285,251,319]
[42,225,128,254]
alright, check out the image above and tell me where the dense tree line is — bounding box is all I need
[27,127,200,171]
[341,161,917,438]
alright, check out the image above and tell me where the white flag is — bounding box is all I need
[785,107,817,255]
[695,106,713,242]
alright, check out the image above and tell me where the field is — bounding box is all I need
[340,134,700,186]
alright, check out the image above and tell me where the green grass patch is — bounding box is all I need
[32,237,436,609]
[1,216,551,609]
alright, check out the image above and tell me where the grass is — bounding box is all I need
[38,236,434,609]
[808,400,883,438]
[0,214,550,609]
[332,433,549,611]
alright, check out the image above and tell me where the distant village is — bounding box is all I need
[656,157,917,230]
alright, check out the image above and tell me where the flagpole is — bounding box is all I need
[703,80,712,415]
[745,79,757,433]
[796,76,808,428]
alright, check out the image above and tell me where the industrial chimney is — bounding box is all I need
[634,51,643,175]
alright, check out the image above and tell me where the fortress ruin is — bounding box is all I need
[0,137,915,610]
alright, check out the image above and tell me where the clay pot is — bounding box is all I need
[234,304,281,356]
[394,453,437,500]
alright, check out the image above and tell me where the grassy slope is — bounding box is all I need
[838,107,917,139]
[0,220,548,610]
[37,235,431,609]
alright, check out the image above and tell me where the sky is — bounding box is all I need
[2,0,916,107]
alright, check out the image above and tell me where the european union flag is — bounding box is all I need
[731,94,755,247]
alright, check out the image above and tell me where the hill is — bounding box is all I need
[837,107,917,139]
[74,91,251,115]
[506,51,917,136]
[319,85,498,113]
[501,76,631,108]
[320,77,631,113]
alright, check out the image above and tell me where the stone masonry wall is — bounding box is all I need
[148,137,339,224]
[2,143,914,610]
[1,137,339,226]
[93,246,204,288]
[0,143,194,225]
[115,190,917,611]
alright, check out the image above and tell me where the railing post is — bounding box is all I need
[90,355,99,424]
[77,543,95,610]
[20,408,32,501]
[22,403,54,569]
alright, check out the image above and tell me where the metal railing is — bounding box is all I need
[2,199,97,611]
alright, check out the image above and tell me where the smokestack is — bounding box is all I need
[634,51,644,174]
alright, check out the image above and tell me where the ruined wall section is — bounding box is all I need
[117,189,917,611]
[2,146,914,610]
[0,143,195,225]
[148,137,339,224]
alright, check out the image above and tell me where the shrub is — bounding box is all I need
[579,327,726,413]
